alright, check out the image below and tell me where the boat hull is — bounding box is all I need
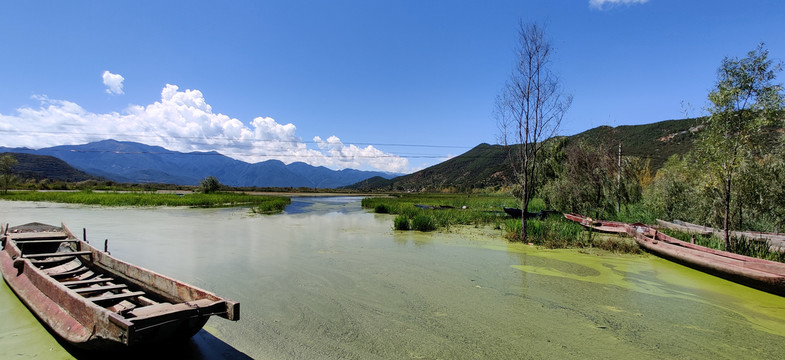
[626,224,785,297]
[563,213,628,234]
[1,222,239,351]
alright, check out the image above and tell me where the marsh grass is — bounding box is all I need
[393,215,410,230]
[250,197,292,214]
[503,216,639,253]
[362,194,515,232]
[363,194,639,253]
[1,190,290,213]
[411,214,437,232]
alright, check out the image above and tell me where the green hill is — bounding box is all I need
[2,152,98,182]
[573,117,703,170]
[346,117,705,192]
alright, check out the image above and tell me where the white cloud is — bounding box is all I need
[0,84,409,173]
[102,71,125,95]
[314,135,409,173]
[589,0,648,10]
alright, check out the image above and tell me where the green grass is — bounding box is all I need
[0,190,290,213]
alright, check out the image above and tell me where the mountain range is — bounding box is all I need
[347,117,705,191]
[1,140,401,188]
[2,118,706,190]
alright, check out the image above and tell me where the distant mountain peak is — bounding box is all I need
[6,140,400,188]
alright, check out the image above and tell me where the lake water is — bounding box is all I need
[1,197,785,359]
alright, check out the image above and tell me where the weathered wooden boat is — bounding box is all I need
[656,219,785,252]
[563,213,628,234]
[0,222,239,350]
[626,223,785,297]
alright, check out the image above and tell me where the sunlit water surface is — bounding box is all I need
[1,197,784,359]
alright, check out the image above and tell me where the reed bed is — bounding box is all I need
[1,190,290,212]
[362,194,517,232]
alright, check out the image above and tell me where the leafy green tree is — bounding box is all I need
[540,141,616,218]
[697,44,784,248]
[643,154,698,222]
[200,176,221,194]
[0,153,19,194]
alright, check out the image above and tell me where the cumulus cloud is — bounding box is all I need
[589,0,648,10]
[102,71,125,95]
[0,84,409,173]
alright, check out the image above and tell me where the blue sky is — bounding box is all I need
[1,0,783,173]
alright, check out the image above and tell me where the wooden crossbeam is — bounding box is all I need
[74,284,128,294]
[23,251,92,259]
[50,267,91,279]
[89,291,145,304]
[61,277,114,287]
[15,239,79,244]
[9,232,68,240]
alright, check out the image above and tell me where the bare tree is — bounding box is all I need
[497,21,572,241]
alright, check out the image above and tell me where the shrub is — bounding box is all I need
[200,176,221,194]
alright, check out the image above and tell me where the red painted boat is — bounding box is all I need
[0,222,239,350]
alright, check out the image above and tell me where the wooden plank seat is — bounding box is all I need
[89,291,146,304]
[128,299,219,324]
[61,277,114,287]
[8,232,68,240]
[15,239,79,244]
[73,284,128,294]
[23,251,92,259]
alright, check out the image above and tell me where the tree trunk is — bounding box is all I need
[723,175,731,250]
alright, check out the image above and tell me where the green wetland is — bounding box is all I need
[1,197,785,359]
[0,190,290,213]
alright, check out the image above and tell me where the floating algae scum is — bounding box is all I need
[1,198,785,359]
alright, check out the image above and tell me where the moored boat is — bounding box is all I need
[563,213,628,234]
[0,222,239,350]
[625,223,785,297]
[656,219,785,252]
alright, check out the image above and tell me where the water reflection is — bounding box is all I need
[284,196,363,214]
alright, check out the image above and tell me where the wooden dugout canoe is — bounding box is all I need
[625,223,785,297]
[656,219,785,252]
[563,213,629,234]
[0,222,239,350]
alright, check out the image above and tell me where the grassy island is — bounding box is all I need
[0,190,291,213]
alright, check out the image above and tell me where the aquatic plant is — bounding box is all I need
[393,215,410,230]
[411,214,436,232]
